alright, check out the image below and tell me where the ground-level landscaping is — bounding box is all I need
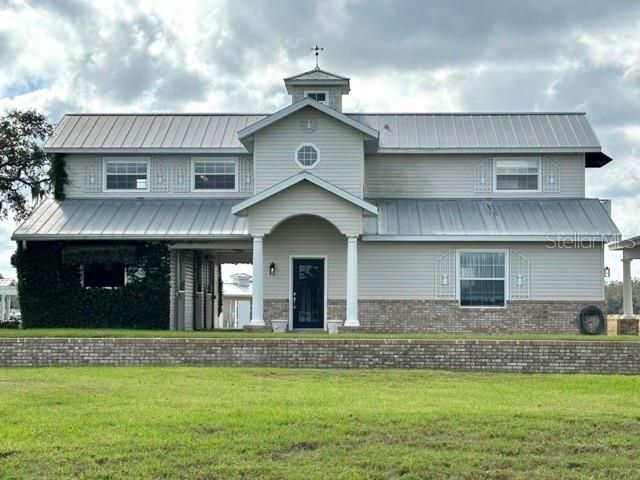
[0,367,639,479]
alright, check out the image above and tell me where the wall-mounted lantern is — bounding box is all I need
[269,262,276,276]
[604,266,611,278]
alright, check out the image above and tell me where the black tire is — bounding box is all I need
[578,305,605,335]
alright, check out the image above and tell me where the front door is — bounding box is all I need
[292,258,325,329]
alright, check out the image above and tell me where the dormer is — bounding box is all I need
[284,68,350,111]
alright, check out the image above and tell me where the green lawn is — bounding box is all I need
[0,327,638,341]
[0,368,639,479]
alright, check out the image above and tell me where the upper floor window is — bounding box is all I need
[494,158,540,191]
[459,251,506,307]
[192,158,237,191]
[104,158,149,191]
[295,144,320,169]
[304,91,327,104]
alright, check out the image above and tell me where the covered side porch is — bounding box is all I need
[168,241,251,330]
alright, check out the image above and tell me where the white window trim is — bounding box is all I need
[303,90,329,104]
[190,157,239,192]
[294,143,321,170]
[288,255,328,331]
[493,156,542,193]
[456,249,509,309]
[102,157,150,193]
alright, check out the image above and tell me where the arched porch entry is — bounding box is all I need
[243,181,370,329]
[260,214,350,330]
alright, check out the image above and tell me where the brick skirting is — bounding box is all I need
[0,338,638,373]
[265,299,606,334]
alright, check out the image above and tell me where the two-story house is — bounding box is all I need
[13,66,620,333]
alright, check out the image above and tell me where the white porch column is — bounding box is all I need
[345,235,359,327]
[622,258,634,320]
[251,235,265,326]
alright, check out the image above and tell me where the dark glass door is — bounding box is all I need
[292,258,324,329]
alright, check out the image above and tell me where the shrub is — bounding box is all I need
[12,241,169,329]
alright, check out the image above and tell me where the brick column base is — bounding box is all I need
[617,318,639,335]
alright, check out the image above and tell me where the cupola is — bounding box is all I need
[283,67,350,112]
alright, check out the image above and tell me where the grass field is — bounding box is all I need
[0,367,639,479]
[0,327,638,341]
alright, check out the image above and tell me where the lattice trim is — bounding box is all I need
[474,157,492,193]
[542,158,560,193]
[510,249,530,300]
[435,249,456,299]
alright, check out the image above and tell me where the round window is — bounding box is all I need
[296,145,319,168]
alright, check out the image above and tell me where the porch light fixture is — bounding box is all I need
[269,262,276,276]
[604,266,611,278]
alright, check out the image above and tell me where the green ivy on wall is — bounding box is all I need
[12,242,170,329]
[49,153,68,200]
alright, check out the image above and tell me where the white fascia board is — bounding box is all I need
[361,234,616,242]
[373,147,601,154]
[231,172,378,216]
[43,147,249,155]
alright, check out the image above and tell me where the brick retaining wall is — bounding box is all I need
[0,338,638,373]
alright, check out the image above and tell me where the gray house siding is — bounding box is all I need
[358,241,604,301]
[64,154,253,198]
[253,107,364,197]
[364,154,585,198]
[248,181,363,236]
[263,215,347,300]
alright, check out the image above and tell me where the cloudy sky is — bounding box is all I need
[1,0,640,280]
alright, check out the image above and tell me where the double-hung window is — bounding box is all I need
[304,91,327,104]
[459,251,506,307]
[192,158,237,191]
[494,158,540,191]
[104,158,149,191]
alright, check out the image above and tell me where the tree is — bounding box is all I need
[605,279,640,314]
[0,110,54,221]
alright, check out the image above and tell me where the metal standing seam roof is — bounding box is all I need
[44,112,603,154]
[363,198,620,241]
[45,114,268,153]
[351,113,601,152]
[12,198,249,241]
[14,197,619,242]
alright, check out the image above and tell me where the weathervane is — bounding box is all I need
[311,44,324,68]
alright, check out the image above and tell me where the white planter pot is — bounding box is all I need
[327,320,343,334]
[271,319,288,333]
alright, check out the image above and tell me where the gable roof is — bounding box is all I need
[236,97,378,150]
[284,67,349,82]
[43,111,611,165]
[283,67,350,94]
[231,172,378,216]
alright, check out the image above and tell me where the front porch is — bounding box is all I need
[168,213,361,332]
